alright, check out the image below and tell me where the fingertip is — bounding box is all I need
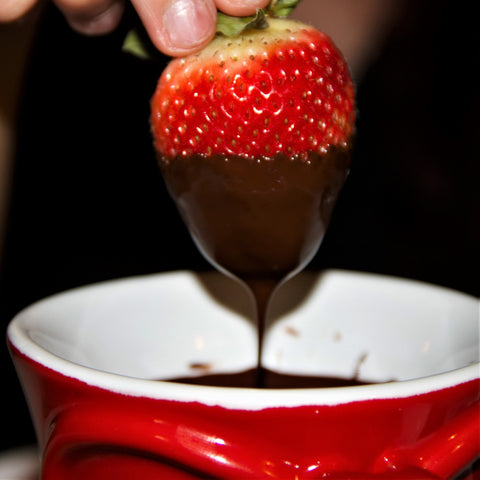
[214,0,270,17]
[150,26,216,58]
[133,0,217,57]
[0,0,38,22]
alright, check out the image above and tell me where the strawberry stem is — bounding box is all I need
[216,0,302,37]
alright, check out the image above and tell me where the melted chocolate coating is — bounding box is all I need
[160,148,351,283]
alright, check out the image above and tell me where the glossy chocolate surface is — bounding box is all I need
[160,148,351,283]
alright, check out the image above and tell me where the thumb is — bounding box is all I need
[131,0,217,57]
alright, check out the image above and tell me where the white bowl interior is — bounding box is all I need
[266,272,479,382]
[11,270,479,384]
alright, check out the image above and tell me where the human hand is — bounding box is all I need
[0,0,270,56]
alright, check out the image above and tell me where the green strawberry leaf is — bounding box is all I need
[268,0,301,18]
[122,29,151,60]
[216,0,301,37]
[216,9,268,37]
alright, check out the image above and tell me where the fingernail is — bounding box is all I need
[163,0,215,50]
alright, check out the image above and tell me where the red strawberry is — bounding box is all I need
[151,16,355,161]
[149,5,355,320]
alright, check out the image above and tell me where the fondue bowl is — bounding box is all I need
[7,269,480,479]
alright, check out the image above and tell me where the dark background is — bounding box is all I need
[1,0,478,451]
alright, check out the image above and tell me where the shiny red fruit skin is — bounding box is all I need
[151,19,355,160]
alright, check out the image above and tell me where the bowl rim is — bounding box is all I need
[7,269,480,410]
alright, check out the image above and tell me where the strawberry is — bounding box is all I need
[151,9,355,161]
[147,1,355,305]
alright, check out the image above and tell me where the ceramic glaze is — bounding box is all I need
[7,270,480,479]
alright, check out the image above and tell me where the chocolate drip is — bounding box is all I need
[160,147,352,382]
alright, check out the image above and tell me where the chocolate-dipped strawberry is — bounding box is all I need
[150,1,355,349]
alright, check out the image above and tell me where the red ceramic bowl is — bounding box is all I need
[7,270,480,479]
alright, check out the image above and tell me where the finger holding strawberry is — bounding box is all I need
[0,0,270,56]
[132,0,271,56]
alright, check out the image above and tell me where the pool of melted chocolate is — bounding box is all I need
[160,147,351,383]
[168,368,373,389]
